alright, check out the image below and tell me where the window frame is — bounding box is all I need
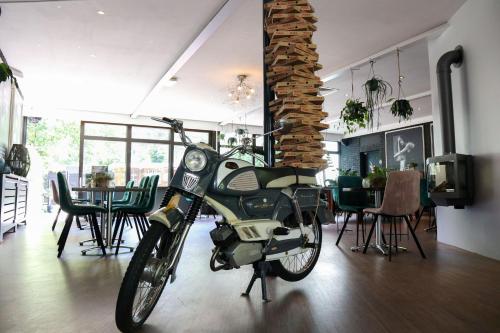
[78,121,215,188]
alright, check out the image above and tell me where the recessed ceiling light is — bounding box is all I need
[417,107,421,111]
[163,77,178,88]
[399,75,405,80]
[90,54,96,58]
[97,10,105,15]
[345,93,349,97]
[56,5,62,9]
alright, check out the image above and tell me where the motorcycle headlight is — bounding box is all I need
[184,149,207,172]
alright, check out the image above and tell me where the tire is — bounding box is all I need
[270,212,322,282]
[115,223,171,332]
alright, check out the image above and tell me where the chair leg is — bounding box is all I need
[76,216,83,230]
[90,213,107,255]
[52,208,62,231]
[112,212,123,243]
[390,218,395,261]
[394,218,399,254]
[361,215,366,244]
[131,215,142,240]
[88,215,95,239]
[115,217,126,255]
[363,215,377,254]
[414,207,424,231]
[404,215,426,259]
[57,214,73,257]
[336,212,352,246]
[355,214,360,247]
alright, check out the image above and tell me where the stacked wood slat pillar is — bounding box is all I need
[264,0,328,169]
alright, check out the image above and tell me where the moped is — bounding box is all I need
[115,117,333,332]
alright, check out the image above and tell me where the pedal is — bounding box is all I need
[273,227,290,236]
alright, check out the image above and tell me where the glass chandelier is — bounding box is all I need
[228,74,255,105]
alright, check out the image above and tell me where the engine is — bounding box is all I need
[209,223,263,269]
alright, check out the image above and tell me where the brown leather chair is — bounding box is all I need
[362,171,426,261]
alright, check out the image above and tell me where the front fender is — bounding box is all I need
[149,194,185,230]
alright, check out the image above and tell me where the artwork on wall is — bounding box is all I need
[385,125,425,171]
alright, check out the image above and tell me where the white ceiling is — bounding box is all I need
[0,0,465,131]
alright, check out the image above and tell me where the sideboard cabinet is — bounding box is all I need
[0,174,28,241]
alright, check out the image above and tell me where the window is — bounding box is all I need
[173,145,186,175]
[174,130,209,144]
[80,122,213,187]
[132,126,170,141]
[83,140,127,185]
[84,123,126,138]
[316,141,340,186]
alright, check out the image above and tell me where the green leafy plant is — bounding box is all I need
[340,99,369,133]
[338,168,358,177]
[390,49,413,121]
[0,63,13,83]
[367,166,390,188]
[91,172,114,187]
[363,61,392,129]
[391,99,413,121]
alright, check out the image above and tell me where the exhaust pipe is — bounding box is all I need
[436,46,463,154]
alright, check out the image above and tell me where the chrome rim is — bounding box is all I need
[131,233,176,324]
[279,215,320,274]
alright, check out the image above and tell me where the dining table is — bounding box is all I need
[72,186,147,255]
[341,186,405,255]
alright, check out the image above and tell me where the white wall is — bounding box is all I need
[428,0,500,260]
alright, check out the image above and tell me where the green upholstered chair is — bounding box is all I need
[335,176,372,248]
[414,178,437,231]
[56,172,107,257]
[112,175,159,254]
[112,180,135,205]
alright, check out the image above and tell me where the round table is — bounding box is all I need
[73,186,147,255]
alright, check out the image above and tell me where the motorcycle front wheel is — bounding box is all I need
[115,223,172,332]
[270,212,322,282]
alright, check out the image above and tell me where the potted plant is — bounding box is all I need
[391,99,413,121]
[390,49,413,121]
[0,63,12,83]
[340,99,369,133]
[91,172,114,188]
[363,60,392,129]
[366,166,389,188]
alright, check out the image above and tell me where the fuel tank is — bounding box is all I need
[211,159,260,196]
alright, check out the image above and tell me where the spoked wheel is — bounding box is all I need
[115,223,174,332]
[270,212,322,281]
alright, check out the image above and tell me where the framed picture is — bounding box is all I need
[385,125,425,171]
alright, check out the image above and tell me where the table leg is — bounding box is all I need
[373,190,387,255]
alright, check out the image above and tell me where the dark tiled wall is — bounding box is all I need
[339,137,361,173]
[340,122,433,174]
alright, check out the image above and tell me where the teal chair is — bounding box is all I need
[335,176,372,248]
[112,180,135,205]
[414,178,436,231]
[56,172,107,257]
[112,175,159,255]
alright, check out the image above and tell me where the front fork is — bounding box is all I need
[157,189,203,283]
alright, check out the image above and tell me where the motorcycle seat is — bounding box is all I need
[255,167,317,189]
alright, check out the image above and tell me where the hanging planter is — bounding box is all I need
[390,49,413,121]
[340,69,369,133]
[340,99,369,134]
[363,61,392,129]
[0,63,13,83]
[391,99,413,121]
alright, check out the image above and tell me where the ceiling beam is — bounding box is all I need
[130,0,245,118]
[321,23,448,83]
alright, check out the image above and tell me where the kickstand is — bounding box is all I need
[241,261,271,302]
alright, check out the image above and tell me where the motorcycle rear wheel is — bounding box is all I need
[115,223,171,332]
[270,212,322,282]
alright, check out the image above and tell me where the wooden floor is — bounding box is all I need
[0,213,499,333]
